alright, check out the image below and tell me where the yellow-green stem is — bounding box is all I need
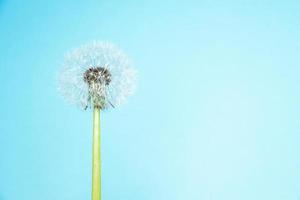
[92,106,101,200]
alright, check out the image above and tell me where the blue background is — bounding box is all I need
[1,0,300,199]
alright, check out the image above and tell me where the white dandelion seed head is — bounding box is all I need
[58,41,137,110]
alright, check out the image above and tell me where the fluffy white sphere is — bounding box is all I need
[58,41,137,109]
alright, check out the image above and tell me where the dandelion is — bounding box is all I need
[58,41,137,200]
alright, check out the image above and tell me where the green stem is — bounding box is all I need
[92,106,101,200]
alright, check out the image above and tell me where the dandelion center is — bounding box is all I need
[83,67,111,86]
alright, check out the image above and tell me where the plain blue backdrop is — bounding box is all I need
[1,0,300,199]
